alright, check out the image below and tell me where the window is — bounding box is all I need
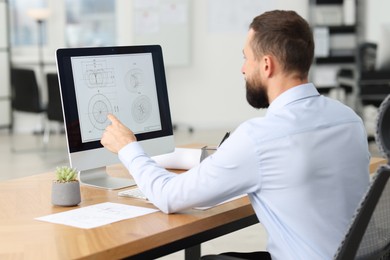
[9,0,116,49]
[65,0,116,47]
[9,0,48,46]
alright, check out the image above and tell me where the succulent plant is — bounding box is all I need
[55,166,78,183]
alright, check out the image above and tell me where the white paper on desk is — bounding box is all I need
[151,147,201,170]
[35,202,158,229]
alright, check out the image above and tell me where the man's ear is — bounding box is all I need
[262,55,274,78]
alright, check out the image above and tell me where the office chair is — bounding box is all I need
[334,165,390,260]
[10,68,47,151]
[376,94,390,159]
[11,67,46,127]
[336,42,378,111]
[356,42,390,108]
[43,73,64,144]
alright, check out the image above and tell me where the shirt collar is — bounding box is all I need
[266,83,320,114]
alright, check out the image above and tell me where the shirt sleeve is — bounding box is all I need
[118,124,261,214]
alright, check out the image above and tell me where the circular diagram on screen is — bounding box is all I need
[88,94,113,130]
[125,69,144,93]
[132,95,152,123]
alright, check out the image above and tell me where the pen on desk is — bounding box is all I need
[218,132,230,147]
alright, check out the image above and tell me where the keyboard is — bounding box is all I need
[118,188,147,200]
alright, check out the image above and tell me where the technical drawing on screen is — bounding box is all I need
[71,54,162,142]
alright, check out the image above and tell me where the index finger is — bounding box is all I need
[107,114,119,124]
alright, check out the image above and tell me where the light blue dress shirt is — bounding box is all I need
[118,83,370,260]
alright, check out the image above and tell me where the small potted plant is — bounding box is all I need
[51,166,81,206]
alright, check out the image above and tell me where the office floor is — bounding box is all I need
[0,128,382,259]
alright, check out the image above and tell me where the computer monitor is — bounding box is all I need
[376,24,390,70]
[56,45,175,190]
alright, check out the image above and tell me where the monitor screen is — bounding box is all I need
[56,45,175,189]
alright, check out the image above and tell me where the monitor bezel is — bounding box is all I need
[56,45,173,154]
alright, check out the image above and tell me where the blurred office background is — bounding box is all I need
[0,1,388,258]
[0,0,389,174]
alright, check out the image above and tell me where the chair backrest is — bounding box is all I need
[356,42,377,73]
[334,165,390,260]
[46,73,64,122]
[357,43,389,108]
[11,68,44,113]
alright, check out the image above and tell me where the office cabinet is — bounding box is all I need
[0,0,10,128]
[309,0,359,93]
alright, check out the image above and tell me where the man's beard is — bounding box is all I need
[245,77,269,109]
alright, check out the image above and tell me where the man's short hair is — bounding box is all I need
[249,10,314,80]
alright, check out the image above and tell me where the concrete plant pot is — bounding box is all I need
[51,181,81,206]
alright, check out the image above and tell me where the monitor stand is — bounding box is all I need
[79,167,136,190]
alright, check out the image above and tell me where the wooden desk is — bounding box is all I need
[0,157,386,259]
[369,157,387,174]
[0,164,257,260]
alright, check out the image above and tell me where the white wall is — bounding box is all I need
[164,0,309,130]
[364,0,390,71]
[365,0,390,42]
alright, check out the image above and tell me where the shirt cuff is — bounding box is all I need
[118,142,146,168]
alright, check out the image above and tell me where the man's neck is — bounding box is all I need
[267,74,308,104]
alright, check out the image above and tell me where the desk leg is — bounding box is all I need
[185,244,201,260]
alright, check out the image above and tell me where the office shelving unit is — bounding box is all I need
[309,0,359,94]
[0,0,11,129]
[315,25,356,64]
